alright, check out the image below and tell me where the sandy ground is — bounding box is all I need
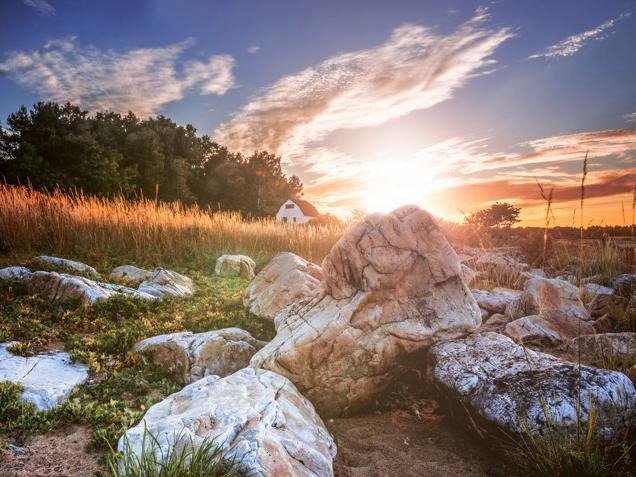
[329,403,507,477]
[0,426,104,477]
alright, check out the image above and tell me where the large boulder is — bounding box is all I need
[29,271,155,306]
[251,206,481,416]
[118,368,336,477]
[0,344,89,411]
[504,312,595,347]
[244,252,323,322]
[568,333,636,368]
[134,328,265,384]
[109,265,151,285]
[508,276,590,321]
[214,255,256,279]
[429,332,636,438]
[30,256,100,279]
[138,268,194,299]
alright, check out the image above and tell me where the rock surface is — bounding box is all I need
[583,283,614,301]
[0,266,32,281]
[472,288,522,315]
[429,332,636,438]
[29,271,155,306]
[30,256,100,279]
[109,265,151,285]
[214,254,256,279]
[612,274,636,298]
[138,268,194,298]
[134,328,265,384]
[522,277,590,321]
[244,252,323,322]
[568,333,636,367]
[504,312,595,347]
[251,206,481,416]
[0,344,89,410]
[588,293,625,319]
[118,368,336,477]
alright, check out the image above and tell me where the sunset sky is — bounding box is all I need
[1,0,635,225]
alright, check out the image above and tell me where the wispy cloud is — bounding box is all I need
[625,112,636,122]
[247,45,261,54]
[0,37,236,117]
[529,12,630,59]
[22,0,55,16]
[215,9,513,162]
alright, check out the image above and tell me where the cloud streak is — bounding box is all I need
[529,12,630,59]
[214,9,513,162]
[22,0,55,16]
[0,37,236,117]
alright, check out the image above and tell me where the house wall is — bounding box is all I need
[275,199,315,224]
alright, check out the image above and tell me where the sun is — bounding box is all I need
[361,158,442,216]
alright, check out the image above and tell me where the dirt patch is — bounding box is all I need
[0,426,104,477]
[328,403,508,477]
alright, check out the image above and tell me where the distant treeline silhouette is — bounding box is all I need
[0,102,302,216]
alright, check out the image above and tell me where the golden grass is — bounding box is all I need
[0,185,346,267]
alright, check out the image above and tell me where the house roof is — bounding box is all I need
[293,199,319,217]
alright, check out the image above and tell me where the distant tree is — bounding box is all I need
[464,202,521,228]
[0,101,303,216]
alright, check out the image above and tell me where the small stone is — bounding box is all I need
[214,255,256,279]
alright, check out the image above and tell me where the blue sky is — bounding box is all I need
[1,0,635,223]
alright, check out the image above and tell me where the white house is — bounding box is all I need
[275,199,319,224]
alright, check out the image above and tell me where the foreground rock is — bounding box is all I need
[30,256,100,280]
[0,344,89,411]
[29,271,155,306]
[138,268,194,298]
[568,333,636,368]
[244,252,323,322]
[429,332,636,438]
[109,265,151,285]
[251,206,481,416]
[134,328,264,384]
[118,368,336,477]
[214,254,256,279]
[504,312,595,347]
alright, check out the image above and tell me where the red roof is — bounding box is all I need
[294,199,319,217]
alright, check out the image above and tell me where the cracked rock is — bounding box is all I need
[118,368,336,477]
[251,206,481,416]
[134,328,265,384]
[429,332,636,439]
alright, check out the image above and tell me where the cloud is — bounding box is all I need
[214,9,513,161]
[247,45,261,54]
[22,0,55,16]
[529,12,630,59]
[625,112,636,123]
[0,37,236,117]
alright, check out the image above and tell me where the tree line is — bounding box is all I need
[0,102,302,217]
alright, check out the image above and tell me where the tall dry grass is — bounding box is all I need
[0,185,346,267]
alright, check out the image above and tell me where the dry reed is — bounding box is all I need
[0,185,346,267]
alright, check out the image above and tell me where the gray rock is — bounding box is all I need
[504,312,595,347]
[568,333,636,368]
[517,276,590,321]
[138,268,194,298]
[30,256,100,279]
[134,328,265,384]
[612,274,636,298]
[118,368,336,477]
[583,283,614,301]
[109,265,151,285]
[214,255,256,279]
[0,343,89,410]
[485,313,510,326]
[0,266,32,282]
[429,332,636,439]
[472,288,523,314]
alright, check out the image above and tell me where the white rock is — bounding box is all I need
[472,288,523,314]
[251,206,481,416]
[109,265,151,285]
[568,333,636,367]
[0,344,89,411]
[244,252,323,322]
[134,328,265,384]
[429,332,636,438]
[214,255,256,279]
[138,268,194,298]
[517,276,590,321]
[29,271,155,306]
[583,283,614,301]
[118,368,336,477]
[31,256,100,279]
[0,266,32,281]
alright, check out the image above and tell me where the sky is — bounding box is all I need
[1,0,635,226]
